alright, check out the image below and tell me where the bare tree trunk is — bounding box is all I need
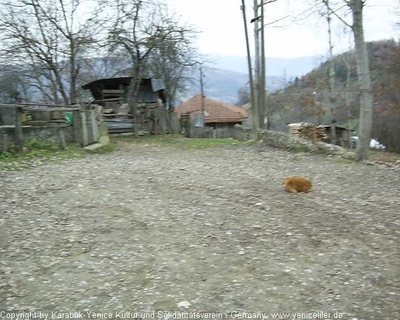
[129,63,142,137]
[53,67,69,105]
[343,55,352,111]
[350,0,373,161]
[326,0,337,145]
[70,46,78,105]
[129,89,140,137]
[343,52,354,148]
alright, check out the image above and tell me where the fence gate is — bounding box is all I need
[73,107,101,147]
[86,110,100,144]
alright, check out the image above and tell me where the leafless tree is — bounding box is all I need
[0,64,30,102]
[143,14,201,109]
[322,0,338,144]
[0,0,106,104]
[107,0,198,135]
[322,0,374,161]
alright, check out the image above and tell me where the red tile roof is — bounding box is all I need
[174,94,247,123]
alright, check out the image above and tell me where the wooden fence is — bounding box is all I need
[0,103,105,152]
[183,126,236,139]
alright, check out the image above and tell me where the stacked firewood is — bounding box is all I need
[288,122,327,143]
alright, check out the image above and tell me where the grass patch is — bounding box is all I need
[335,158,355,165]
[85,143,118,154]
[0,139,86,171]
[112,134,242,149]
[182,138,240,148]
[288,143,312,153]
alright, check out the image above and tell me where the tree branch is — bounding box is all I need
[322,0,352,29]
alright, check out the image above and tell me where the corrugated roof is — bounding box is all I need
[174,94,247,123]
[81,77,166,104]
[82,77,165,92]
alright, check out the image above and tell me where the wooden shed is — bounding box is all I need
[287,122,354,147]
[82,77,171,134]
[82,77,166,114]
[319,124,355,148]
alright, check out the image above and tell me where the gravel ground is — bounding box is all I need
[0,140,399,319]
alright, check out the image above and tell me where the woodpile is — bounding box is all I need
[287,122,327,144]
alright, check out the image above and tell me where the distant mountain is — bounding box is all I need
[79,54,321,106]
[181,67,284,105]
[176,55,325,105]
[210,54,325,78]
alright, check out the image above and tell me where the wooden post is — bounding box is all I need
[73,106,88,147]
[59,129,67,150]
[2,133,8,152]
[155,108,159,134]
[80,110,88,147]
[15,107,24,152]
[73,110,81,145]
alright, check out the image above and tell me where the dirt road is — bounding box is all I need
[1,139,399,319]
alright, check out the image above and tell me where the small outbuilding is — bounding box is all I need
[82,77,168,134]
[287,122,355,147]
[174,94,247,130]
[82,77,166,113]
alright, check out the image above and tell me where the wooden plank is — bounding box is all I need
[0,104,24,108]
[103,114,133,118]
[92,111,100,142]
[23,107,79,112]
[87,111,95,144]
[0,103,80,108]
[15,107,24,152]
[94,97,123,102]
[102,89,125,94]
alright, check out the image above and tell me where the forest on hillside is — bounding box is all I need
[267,40,400,153]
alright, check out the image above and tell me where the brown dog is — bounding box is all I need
[283,176,312,193]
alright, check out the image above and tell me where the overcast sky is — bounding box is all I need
[166,0,399,59]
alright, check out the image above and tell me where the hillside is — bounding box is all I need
[211,54,323,78]
[180,68,284,105]
[267,39,400,153]
[176,55,321,105]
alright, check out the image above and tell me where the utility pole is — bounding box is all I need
[253,0,260,133]
[260,1,266,130]
[241,0,258,139]
[251,0,276,131]
[259,0,277,129]
[200,66,205,128]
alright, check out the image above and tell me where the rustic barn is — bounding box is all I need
[82,77,170,134]
[175,94,247,130]
[82,77,166,112]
